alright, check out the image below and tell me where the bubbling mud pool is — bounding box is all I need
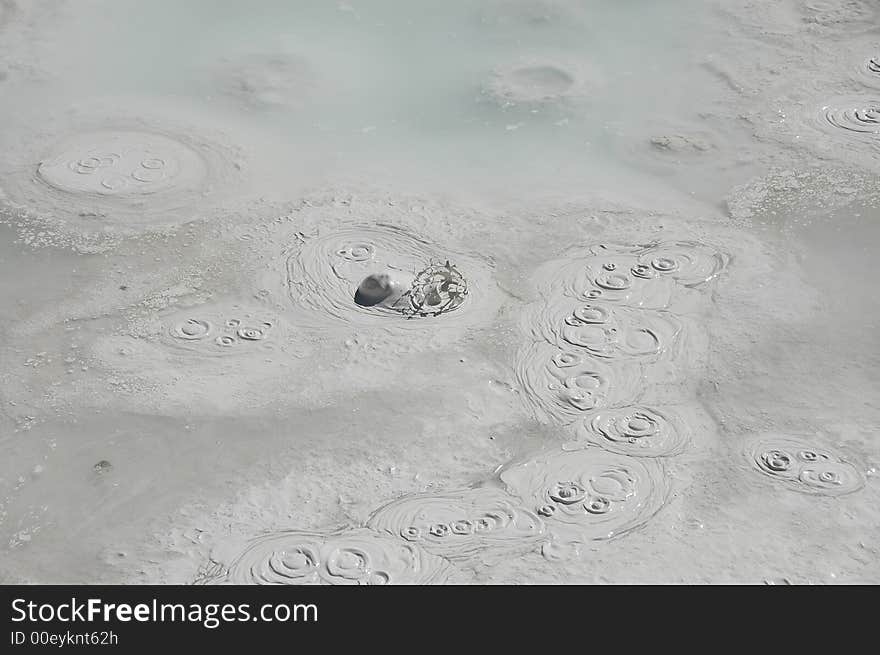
[1,0,879,585]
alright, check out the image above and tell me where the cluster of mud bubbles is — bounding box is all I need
[198,240,725,583]
[167,311,276,354]
[746,435,864,497]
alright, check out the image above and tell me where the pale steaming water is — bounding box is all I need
[0,0,878,584]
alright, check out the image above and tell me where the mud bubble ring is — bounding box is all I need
[367,487,545,563]
[575,407,689,457]
[635,241,727,288]
[500,447,670,541]
[171,319,213,341]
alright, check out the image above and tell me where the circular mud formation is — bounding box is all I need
[36,131,207,197]
[367,487,545,563]
[285,222,494,332]
[532,240,728,311]
[531,297,683,362]
[0,113,245,241]
[803,97,880,162]
[195,528,456,585]
[483,58,598,109]
[500,447,670,541]
[821,100,880,136]
[744,435,864,496]
[859,56,880,85]
[572,407,690,457]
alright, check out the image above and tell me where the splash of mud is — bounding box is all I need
[367,487,545,563]
[195,528,457,585]
[284,221,494,333]
[744,434,865,496]
[500,447,670,541]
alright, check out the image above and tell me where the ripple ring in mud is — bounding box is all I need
[367,487,545,563]
[237,326,266,341]
[285,223,489,331]
[172,318,212,341]
[635,241,726,287]
[823,103,880,135]
[195,529,455,585]
[576,407,691,457]
[500,447,670,541]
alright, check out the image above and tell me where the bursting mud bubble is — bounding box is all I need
[1,0,878,585]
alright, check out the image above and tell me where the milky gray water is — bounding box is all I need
[0,0,877,584]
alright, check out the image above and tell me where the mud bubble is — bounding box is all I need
[285,223,491,331]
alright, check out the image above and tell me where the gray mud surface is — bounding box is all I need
[0,0,877,584]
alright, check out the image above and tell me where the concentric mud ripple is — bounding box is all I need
[821,100,880,136]
[570,407,690,457]
[515,341,644,424]
[744,435,864,496]
[861,56,880,85]
[635,241,727,288]
[531,297,682,362]
[285,223,492,330]
[367,487,545,563]
[195,528,455,585]
[532,245,675,310]
[500,447,670,541]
